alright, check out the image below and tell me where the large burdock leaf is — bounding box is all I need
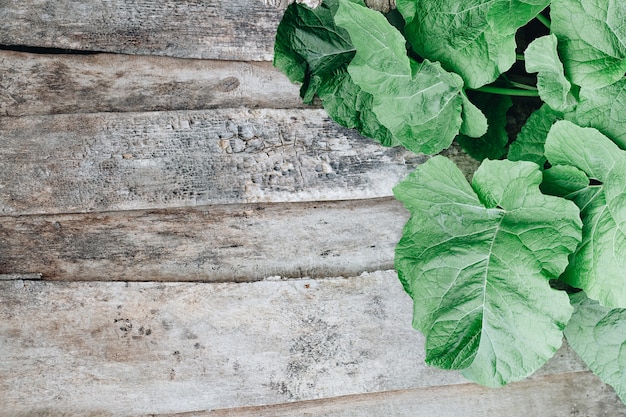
[273,0,394,146]
[564,292,626,403]
[551,0,626,89]
[273,0,354,102]
[397,0,550,89]
[394,156,581,387]
[545,120,626,308]
[334,0,487,155]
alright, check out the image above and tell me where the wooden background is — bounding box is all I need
[1,1,625,415]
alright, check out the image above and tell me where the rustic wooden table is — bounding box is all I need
[1,1,624,415]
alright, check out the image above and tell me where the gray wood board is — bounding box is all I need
[0,109,430,216]
[0,51,306,117]
[0,1,283,61]
[0,198,406,281]
[166,372,626,417]
[0,271,593,416]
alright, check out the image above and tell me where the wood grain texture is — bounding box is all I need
[0,272,592,416]
[0,108,430,216]
[168,372,626,417]
[0,51,305,117]
[0,1,283,61]
[0,198,406,281]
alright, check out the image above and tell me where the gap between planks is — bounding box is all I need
[0,198,407,282]
[0,273,42,281]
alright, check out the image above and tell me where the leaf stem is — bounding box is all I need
[500,74,537,91]
[536,13,551,30]
[472,86,541,97]
[516,54,525,61]
[508,80,538,91]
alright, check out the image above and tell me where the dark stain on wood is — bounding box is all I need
[0,51,307,117]
[218,77,241,93]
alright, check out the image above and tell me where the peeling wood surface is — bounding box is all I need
[0,51,305,117]
[171,372,626,417]
[0,109,426,216]
[0,272,595,416]
[0,1,283,61]
[0,198,406,281]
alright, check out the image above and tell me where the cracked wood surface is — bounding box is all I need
[0,108,426,216]
[0,272,601,416]
[0,198,406,281]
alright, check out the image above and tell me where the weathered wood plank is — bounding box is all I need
[0,272,591,416]
[0,1,283,61]
[0,198,406,282]
[0,51,306,117]
[168,372,626,417]
[0,109,431,216]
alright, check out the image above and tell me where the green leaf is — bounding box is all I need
[564,292,626,403]
[273,0,395,146]
[394,156,581,387]
[508,105,563,166]
[397,0,550,89]
[524,34,577,112]
[541,165,592,201]
[316,70,397,146]
[573,78,626,149]
[335,0,479,155]
[545,121,621,185]
[551,0,626,89]
[273,0,355,103]
[544,120,626,308]
[459,92,489,138]
[457,92,512,160]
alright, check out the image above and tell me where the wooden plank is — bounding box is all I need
[0,109,434,216]
[168,372,626,417]
[0,272,590,416]
[0,51,306,117]
[0,1,283,61]
[0,198,406,282]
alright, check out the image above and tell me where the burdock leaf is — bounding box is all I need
[394,156,581,387]
[545,120,626,308]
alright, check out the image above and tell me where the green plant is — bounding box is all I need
[273,0,626,400]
